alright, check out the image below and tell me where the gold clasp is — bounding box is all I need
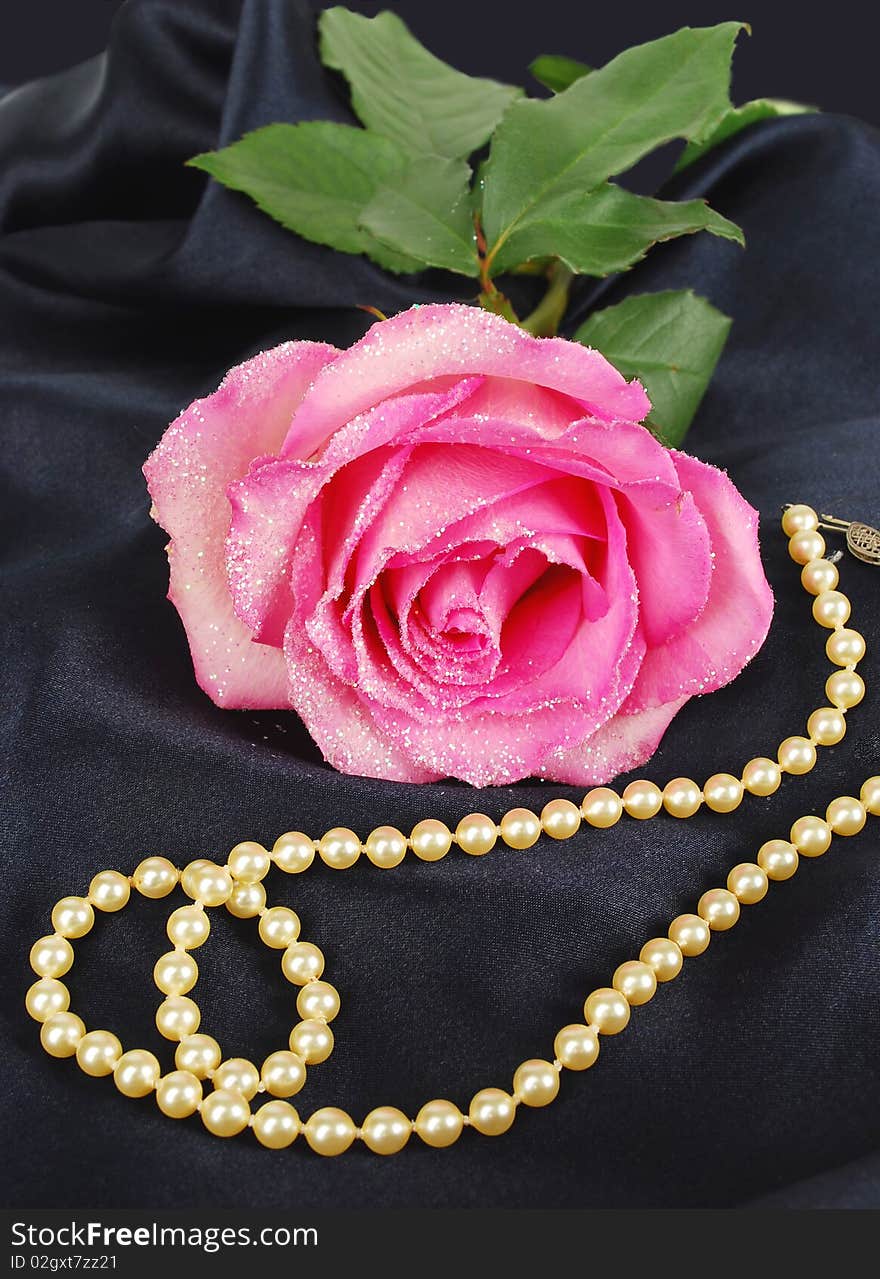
[817,512,880,566]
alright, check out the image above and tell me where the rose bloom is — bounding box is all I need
[144,304,772,786]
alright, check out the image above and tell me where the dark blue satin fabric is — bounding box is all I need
[1,0,878,1210]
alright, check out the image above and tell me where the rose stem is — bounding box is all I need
[474,212,520,325]
[521,260,575,337]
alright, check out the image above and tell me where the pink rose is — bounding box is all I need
[144,304,772,786]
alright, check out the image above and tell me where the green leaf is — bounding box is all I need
[319,7,521,159]
[675,97,816,171]
[483,23,745,271]
[573,290,732,446]
[360,157,480,276]
[188,122,421,274]
[529,54,591,94]
[489,182,743,277]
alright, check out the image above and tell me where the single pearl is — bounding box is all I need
[162,898,205,946]
[581,787,623,829]
[289,1019,334,1065]
[800,557,839,595]
[156,1070,202,1119]
[697,888,740,931]
[541,798,581,840]
[253,1100,300,1149]
[166,904,210,950]
[500,807,541,849]
[812,590,851,629]
[30,934,74,979]
[76,1029,122,1077]
[410,819,452,862]
[781,504,818,536]
[668,913,711,956]
[281,941,324,986]
[777,736,817,775]
[227,841,271,883]
[40,1011,85,1058]
[455,813,498,856]
[304,1107,357,1156]
[860,776,880,815]
[788,529,825,565]
[88,870,130,913]
[179,859,211,896]
[757,839,799,881]
[153,950,198,996]
[727,862,769,905]
[583,987,630,1035]
[51,896,94,940]
[807,707,846,747]
[156,995,201,1041]
[612,960,657,1006]
[826,796,867,837]
[175,1033,222,1079]
[622,780,663,820]
[258,906,301,950]
[225,881,266,919]
[213,1057,260,1100]
[362,1106,412,1155]
[114,1049,161,1097]
[741,757,782,797]
[201,1089,251,1138]
[132,856,178,899]
[25,977,70,1023]
[414,1099,464,1147]
[790,815,832,858]
[512,1059,560,1107]
[261,1050,307,1098]
[318,827,361,870]
[826,628,866,667]
[296,980,341,1024]
[272,832,315,874]
[364,826,407,868]
[662,778,702,819]
[639,938,683,983]
[468,1089,516,1136]
[825,669,865,709]
[703,773,744,814]
[553,1024,600,1071]
[181,861,233,907]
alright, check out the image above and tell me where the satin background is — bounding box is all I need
[2,0,878,1210]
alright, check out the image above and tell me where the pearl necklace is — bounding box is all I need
[25,503,879,1156]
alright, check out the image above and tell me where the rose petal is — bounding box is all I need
[283,603,443,784]
[359,622,646,786]
[544,697,689,785]
[226,381,480,644]
[624,453,774,710]
[144,341,335,707]
[615,487,712,647]
[281,303,649,459]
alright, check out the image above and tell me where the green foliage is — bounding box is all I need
[574,291,732,446]
[481,23,744,272]
[189,11,805,442]
[319,7,520,159]
[675,97,816,170]
[189,123,421,273]
[486,182,743,277]
[359,158,480,276]
[529,54,591,93]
